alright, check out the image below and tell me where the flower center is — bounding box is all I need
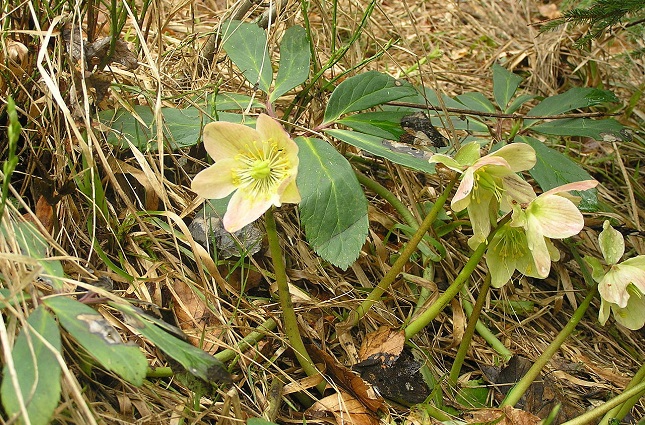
[473,168,505,203]
[493,225,527,260]
[233,139,292,198]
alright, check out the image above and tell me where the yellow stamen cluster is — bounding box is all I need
[233,139,292,198]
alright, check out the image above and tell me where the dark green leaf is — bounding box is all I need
[270,26,310,102]
[505,93,538,114]
[209,92,264,112]
[221,20,273,93]
[531,118,625,140]
[455,92,496,113]
[326,129,436,174]
[323,71,417,124]
[1,306,61,425]
[492,63,524,111]
[44,297,148,386]
[527,88,618,118]
[112,303,232,384]
[296,137,369,270]
[455,380,490,408]
[519,136,598,211]
[99,106,251,151]
[337,111,409,139]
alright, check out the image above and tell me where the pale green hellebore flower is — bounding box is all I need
[430,142,537,247]
[510,180,598,278]
[191,114,300,232]
[587,221,645,330]
[486,223,554,288]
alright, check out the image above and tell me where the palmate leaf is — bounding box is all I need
[112,303,232,384]
[518,136,598,211]
[323,71,417,124]
[1,306,61,425]
[221,20,273,94]
[492,63,524,112]
[296,137,369,270]
[43,297,148,386]
[270,26,310,102]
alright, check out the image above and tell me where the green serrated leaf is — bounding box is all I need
[531,118,625,140]
[270,26,310,102]
[526,87,618,119]
[112,303,232,384]
[1,306,61,425]
[0,221,65,290]
[492,63,524,111]
[326,129,436,174]
[455,92,496,113]
[296,137,369,270]
[519,136,598,211]
[44,297,148,386]
[323,71,417,124]
[337,111,409,139]
[221,20,273,94]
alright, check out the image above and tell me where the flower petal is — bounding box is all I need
[454,142,481,166]
[526,218,552,277]
[489,143,536,172]
[256,114,299,157]
[203,120,261,161]
[223,189,277,232]
[541,180,598,197]
[429,154,464,172]
[598,221,625,265]
[598,298,611,326]
[527,194,584,239]
[502,173,536,205]
[191,159,238,199]
[466,189,494,248]
[486,232,517,288]
[611,286,645,330]
[598,266,633,307]
[278,177,301,204]
[452,167,476,211]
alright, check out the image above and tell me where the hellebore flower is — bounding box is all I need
[191,114,300,232]
[486,223,548,288]
[510,180,598,278]
[430,142,537,247]
[587,221,645,330]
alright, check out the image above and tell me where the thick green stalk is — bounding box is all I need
[449,275,492,385]
[501,284,597,407]
[561,381,645,425]
[404,239,488,339]
[344,177,456,328]
[502,242,597,407]
[266,209,324,394]
[599,361,645,424]
[355,170,418,228]
[461,292,513,361]
[215,318,277,363]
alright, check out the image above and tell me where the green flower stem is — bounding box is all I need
[501,284,597,407]
[460,290,513,361]
[355,170,418,228]
[449,274,492,385]
[502,241,597,407]
[560,381,645,425]
[215,318,277,363]
[344,177,457,328]
[599,361,645,424]
[265,208,325,394]
[404,239,488,340]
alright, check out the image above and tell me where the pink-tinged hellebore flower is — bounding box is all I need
[191,114,300,232]
[430,142,537,247]
[510,180,598,278]
[587,221,645,330]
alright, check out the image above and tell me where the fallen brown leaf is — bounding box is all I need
[306,390,380,425]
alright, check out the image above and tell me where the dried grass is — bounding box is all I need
[1,0,644,423]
